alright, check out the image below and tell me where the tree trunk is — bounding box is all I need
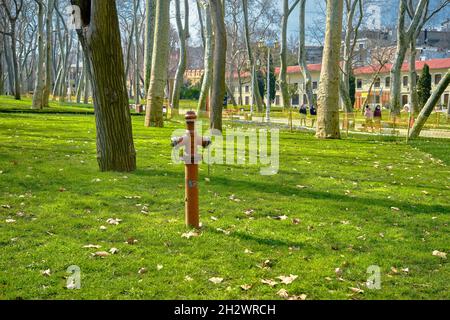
[298,0,313,108]
[43,0,55,107]
[71,0,136,172]
[133,0,140,106]
[11,21,21,100]
[0,42,3,95]
[390,0,427,114]
[172,0,189,112]
[144,0,155,93]
[242,0,263,111]
[316,0,344,139]
[83,70,90,104]
[197,1,213,114]
[409,70,450,139]
[76,63,85,103]
[3,36,14,95]
[145,0,170,128]
[409,35,420,115]
[279,0,290,109]
[340,0,362,112]
[209,0,227,132]
[32,0,45,110]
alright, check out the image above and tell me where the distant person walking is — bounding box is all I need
[364,105,374,132]
[374,105,382,132]
[310,105,317,128]
[299,104,307,127]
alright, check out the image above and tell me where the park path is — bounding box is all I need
[231,115,450,139]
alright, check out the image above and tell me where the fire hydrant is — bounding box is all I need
[171,111,211,229]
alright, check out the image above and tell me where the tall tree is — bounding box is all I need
[1,0,23,100]
[197,0,213,114]
[71,0,136,172]
[42,0,54,107]
[0,35,3,95]
[145,0,170,127]
[209,0,227,131]
[32,0,45,109]
[340,0,363,112]
[298,0,313,108]
[390,0,449,114]
[409,69,450,139]
[316,0,344,139]
[143,0,155,93]
[279,0,300,109]
[172,0,189,113]
[133,0,140,106]
[417,63,432,112]
[242,0,264,111]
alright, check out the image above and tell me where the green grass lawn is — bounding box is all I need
[0,106,449,299]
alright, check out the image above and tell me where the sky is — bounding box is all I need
[182,0,450,47]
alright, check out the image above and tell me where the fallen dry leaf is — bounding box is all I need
[277,275,298,285]
[244,209,254,216]
[259,259,273,269]
[106,218,122,225]
[349,287,364,294]
[5,219,16,223]
[157,264,163,271]
[126,237,138,245]
[292,218,301,225]
[181,231,200,239]
[391,207,401,211]
[138,268,148,274]
[240,284,252,291]
[41,269,51,277]
[216,228,231,235]
[277,289,289,298]
[92,251,110,257]
[209,277,224,284]
[184,276,193,282]
[109,248,119,254]
[83,244,101,249]
[261,279,278,287]
[432,250,447,259]
[244,249,253,254]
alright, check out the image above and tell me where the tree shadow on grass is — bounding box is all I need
[203,225,312,250]
[206,176,450,215]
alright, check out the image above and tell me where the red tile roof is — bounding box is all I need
[274,64,322,75]
[232,58,450,79]
[353,58,450,75]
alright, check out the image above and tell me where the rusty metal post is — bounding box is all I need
[171,111,211,229]
[185,111,200,228]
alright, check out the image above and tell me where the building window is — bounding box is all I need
[375,95,381,104]
[245,86,249,93]
[312,81,318,90]
[245,96,249,105]
[275,95,280,105]
[402,95,409,106]
[385,77,391,88]
[374,77,381,88]
[357,79,362,89]
[403,76,409,87]
[435,74,442,85]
